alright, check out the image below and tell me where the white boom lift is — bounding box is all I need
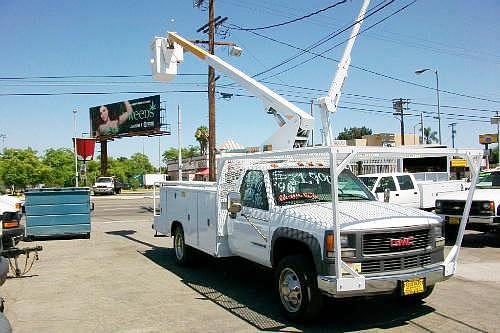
[317,0,370,146]
[150,32,314,151]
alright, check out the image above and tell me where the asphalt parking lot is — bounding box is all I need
[3,193,500,332]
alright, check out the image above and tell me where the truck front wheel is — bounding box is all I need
[276,255,322,322]
[173,226,192,265]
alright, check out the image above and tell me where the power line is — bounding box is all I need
[260,0,418,80]
[0,90,208,97]
[234,26,500,104]
[0,73,206,80]
[228,0,396,79]
[231,0,348,31]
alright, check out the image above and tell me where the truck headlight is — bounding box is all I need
[325,233,351,258]
[432,224,443,238]
[482,201,494,211]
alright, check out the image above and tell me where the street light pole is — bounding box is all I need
[73,109,79,187]
[435,69,442,145]
[415,68,442,145]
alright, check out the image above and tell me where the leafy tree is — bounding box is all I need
[337,126,372,140]
[0,148,47,189]
[490,145,498,164]
[423,127,438,144]
[162,146,201,164]
[43,148,75,187]
[194,126,209,155]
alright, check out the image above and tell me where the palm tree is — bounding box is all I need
[194,126,209,155]
[423,127,438,144]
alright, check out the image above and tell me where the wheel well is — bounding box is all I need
[171,221,182,236]
[272,238,314,271]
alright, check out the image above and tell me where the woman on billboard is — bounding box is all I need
[96,100,133,137]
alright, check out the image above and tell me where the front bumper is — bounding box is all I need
[93,187,114,194]
[317,265,447,297]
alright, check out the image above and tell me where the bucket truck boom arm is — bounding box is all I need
[317,0,370,146]
[151,32,314,151]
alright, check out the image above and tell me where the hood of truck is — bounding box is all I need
[275,200,439,231]
[436,188,500,201]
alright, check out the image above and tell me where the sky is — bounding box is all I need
[1,0,499,167]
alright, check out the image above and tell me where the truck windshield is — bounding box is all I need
[477,171,500,189]
[269,168,375,206]
[359,176,377,191]
[96,177,113,182]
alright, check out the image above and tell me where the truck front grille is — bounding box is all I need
[361,253,431,274]
[436,200,493,216]
[362,229,429,255]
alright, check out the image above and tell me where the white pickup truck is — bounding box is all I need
[435,168,500,234]
[153,147,482,321]
[358,172,467,210]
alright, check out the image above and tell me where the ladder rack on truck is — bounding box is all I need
[153,146,482,321]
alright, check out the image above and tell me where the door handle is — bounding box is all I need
[395,193,399,197]
[414,192,418,195]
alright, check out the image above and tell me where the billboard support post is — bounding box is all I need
[101,141,108,176]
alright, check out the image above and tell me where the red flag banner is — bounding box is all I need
[73,138,96,161]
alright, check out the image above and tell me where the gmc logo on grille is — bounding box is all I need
[390,236,415,247]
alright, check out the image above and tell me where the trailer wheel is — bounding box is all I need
[173,226,192,265]
[276,255,322,322]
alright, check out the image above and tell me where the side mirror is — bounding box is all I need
[384,188,391,202]
[227,192,242,218]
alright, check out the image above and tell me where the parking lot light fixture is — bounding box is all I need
[415,68,441,145]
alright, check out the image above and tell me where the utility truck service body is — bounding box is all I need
[153,147,482,320]
[358,172,467,210]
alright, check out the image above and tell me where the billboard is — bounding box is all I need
[90,95,161,140]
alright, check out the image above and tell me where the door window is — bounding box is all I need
[240,170,269,210]
[397,175,414,190]
[375,176,397,193]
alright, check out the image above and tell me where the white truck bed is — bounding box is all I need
[419,180,466,209]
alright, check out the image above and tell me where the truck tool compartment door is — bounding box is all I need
[230,170,270,265]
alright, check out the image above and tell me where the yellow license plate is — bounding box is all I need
[449,216,460,225]
[402,278,425,296]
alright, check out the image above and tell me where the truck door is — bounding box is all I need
[374,176,398,203]
[396,175,419,208]
[229,170,270,266]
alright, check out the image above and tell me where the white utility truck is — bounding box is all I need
[436,167,500,234]
[153,147,482,321]
[150,2,482,321]
[358,172,467,210]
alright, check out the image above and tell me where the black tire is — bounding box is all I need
[445,224,459,243]
[275,255,323,322]
[173,226,192,266]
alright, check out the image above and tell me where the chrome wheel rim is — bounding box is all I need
[279,267,302,313]
[174,232,184,260]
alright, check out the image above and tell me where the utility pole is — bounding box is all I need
[310,100,314,146]
[0,134,6,150]
[449,122,457,148]
[392,98,410,146]
[420,112,424,144]
[178,104,183,181]
[207,0,216,182]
